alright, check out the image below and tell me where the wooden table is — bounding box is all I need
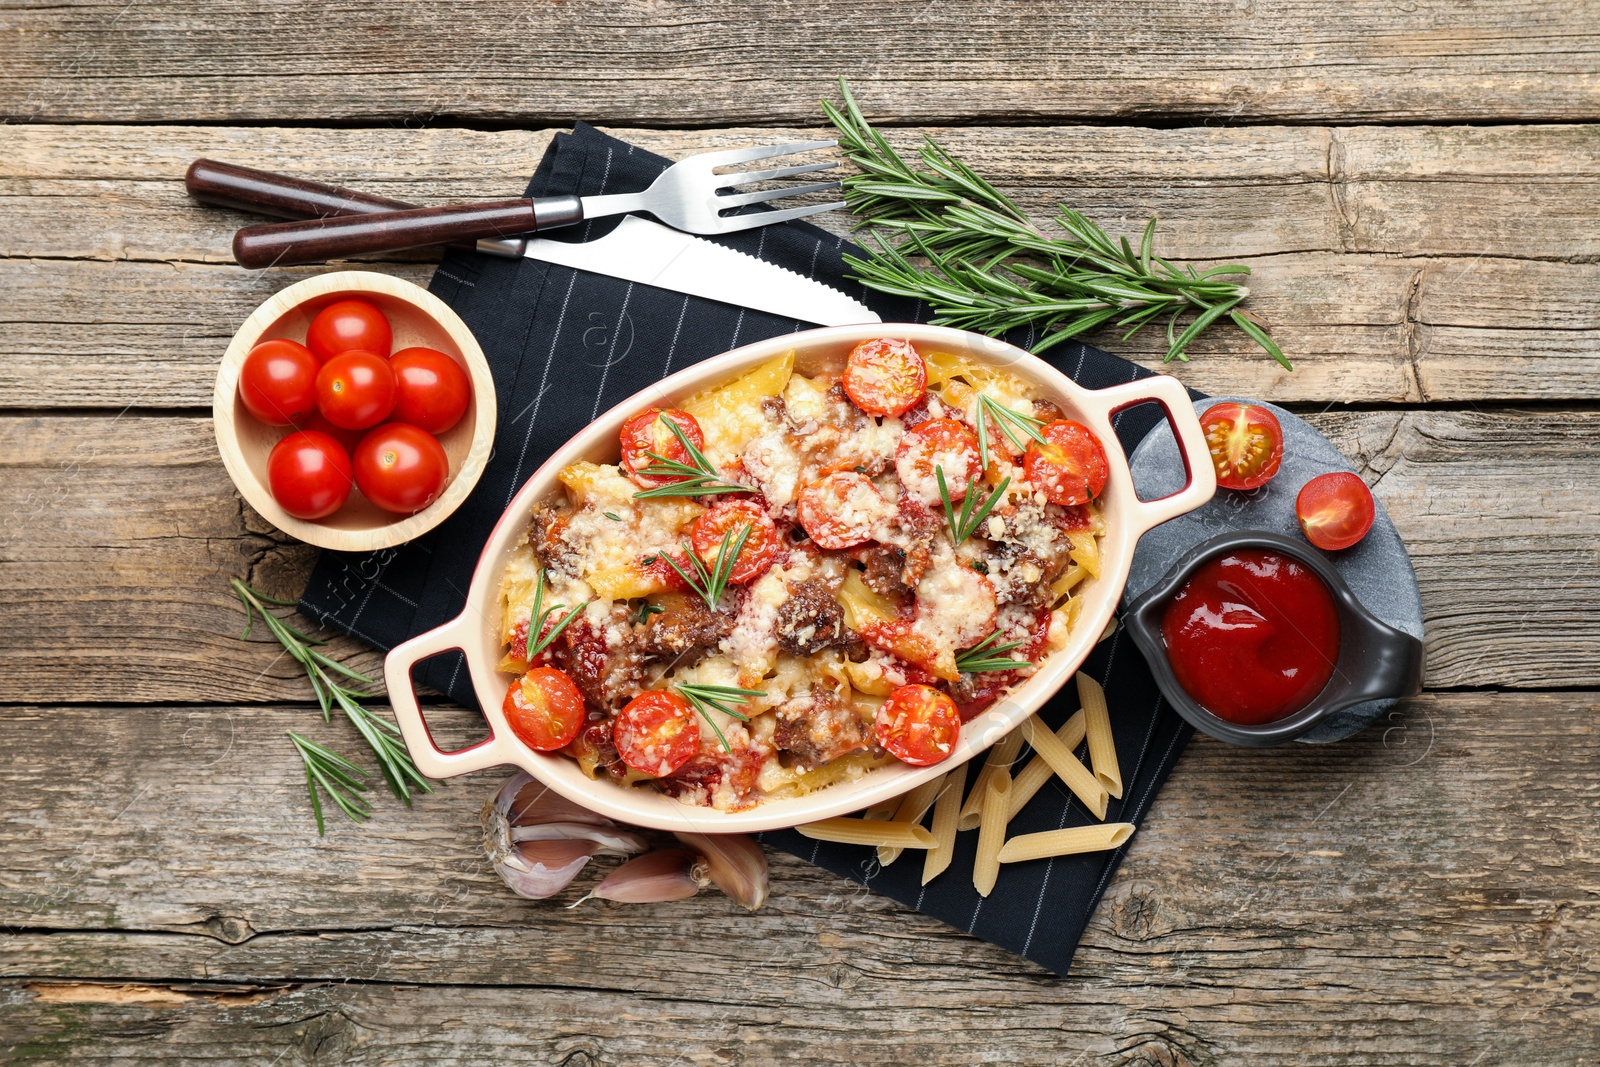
[3,3,1598,1063]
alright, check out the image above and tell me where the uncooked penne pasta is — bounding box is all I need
[878,775,947,867]
[922,762,967,886]
[1099,615,1119,644]
[997,823,1135,864]
[863,798,900,822]
[1019,716,1109,820]
[797,818,937,849]
[972,768,1012,897]
[958,729,1025,831]
[1078,673,1122,800]
[1006,709,1086,820]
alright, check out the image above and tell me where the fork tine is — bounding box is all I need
[717,180,842,211]
[717,160,840,188]
[711,201,846,233]
[691,138,838,168]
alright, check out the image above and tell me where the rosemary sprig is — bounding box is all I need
[233,579,433,833]
[523,568,588,662]
[288,731,371,834]
[938,466,1010,545]
[975,393,1047,471]
[955,632,1028,674]
[632,415,754,499]
[675,682,766,754]
[822,80,1289,369]
[662,524,752,611]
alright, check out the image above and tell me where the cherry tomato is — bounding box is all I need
[613,690,700,777]
[316,350,397,431]
[305,298,392,362]
[843,338,927,417]
[690,499,778,584]
[1296,471,1376,551]
[294,409,365,456]
[1201,402,1284,491]
[796,471,889,550]
[502,667,586,751]
[389,347,471,434]
[353,422,450,514]
[895,417,982,505]
[639,549,693,594]
[267,430,353,519]
[875,684,961,766]
[1023,419,1109,506]
[619,408,706,490]
[238,339,320,426]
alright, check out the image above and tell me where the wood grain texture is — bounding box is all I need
[2,693,1596,1065]
[3,123,1599,408]
[2,1,1599,125]
[1,407,1596,704]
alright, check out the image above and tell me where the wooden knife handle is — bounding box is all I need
[186,159,415,219]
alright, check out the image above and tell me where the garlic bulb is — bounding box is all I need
[483,773,647,899]
[675,832,769,911]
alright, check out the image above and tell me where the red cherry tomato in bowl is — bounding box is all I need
[389,347,471,434]
[1201,402,1284,491]
[690,499,778,584]
[875,684,961,766]
[1296,471,1376,551]
[294,409,365,456]
[266,430,354,519]
[613,690,700,777]
[316,350,397,431]
[306,298,392,362]
[619,408,705,490]
[353,423,450,514]
[502,667,586,752]
[239,339,320,425]
[1022,419,1109,506]
[843,337,927,417]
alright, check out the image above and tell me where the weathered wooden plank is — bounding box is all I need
[1,406,1598,702]
[4,123,1600,407]
[2,1,1598,125]
[1,693,1596,1065]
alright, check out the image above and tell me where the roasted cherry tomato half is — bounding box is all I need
[895,417,982,506]
[796,471,889,550]
[1296,471,1376,551]
[1201,401,1284,491]
[875,684,961,766]
[239,339,320,426]
[353,422,450,514]
[613,690,700,777]
[267,430,354,519]
[502,666,587,751]
[315,350,397,431]
[690,499,778,584]
[389,347,471,435]
[842,337,927,417]
[619,408,706,490]
[305,298,392,363]
[1022,419,1109,506]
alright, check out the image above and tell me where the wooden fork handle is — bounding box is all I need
[186,158,414,219]
[231,195,585,269]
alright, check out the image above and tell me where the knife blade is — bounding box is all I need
[517,216,880,327]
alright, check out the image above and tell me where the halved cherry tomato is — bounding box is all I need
[875,684,961,766]
[619,408,706,489]
[239,339,320,426]
[690,499,778,584]
[796,471,889,550]
[305,298,392,362]
[353,422,449,514]
[613,690,700,777]
[842,338,927,417]
[503,667,586,751]
[389,347,471,434]
[316,350,397,431]
[1201,401,1284,491]
[895,417,982,506]
[1296,471,1375,551]
[639,549,693,594]
[1023,419,1109,506]
[267,430,353,519]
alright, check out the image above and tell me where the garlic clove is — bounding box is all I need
[510,822,649,855]
[587,849,708,905]
[489,772,612,829]
[492,838,599,900]
[484,772,640,900]
[674,832,769,911]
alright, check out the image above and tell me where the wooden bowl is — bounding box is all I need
[212,271,496,552]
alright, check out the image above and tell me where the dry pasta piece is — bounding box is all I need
[922,763,967,886]
[863,798,901,822]
[972,768,1011,897]
[1006,709,1086,821]
[958,729,1025,831]
[997,823,1135,864]
[878,776,948,867]
[1019,716,1108,820]
[1098,615,1118,644]
[797,818,937,849]
[1078,673,1122,799]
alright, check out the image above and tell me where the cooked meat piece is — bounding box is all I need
[639,592,735,666]
[858,544,911,600]
[528,503,577,574]
[557,608,649,712]
[775,578,851,656]
[983,541,1056,608]
[761,394,788,425]
[773,689,872,766]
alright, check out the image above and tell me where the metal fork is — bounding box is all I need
[231,139,843,269]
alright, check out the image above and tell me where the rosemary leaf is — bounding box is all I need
[675,682,766,754]
[956,632,1029,674]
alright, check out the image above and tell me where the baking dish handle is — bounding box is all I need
[384,613,518,780]
[1096,373,1218,534]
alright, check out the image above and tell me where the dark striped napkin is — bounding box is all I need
[299,123,1195,977]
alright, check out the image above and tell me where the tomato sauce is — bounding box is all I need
[1159,549,1340,725]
